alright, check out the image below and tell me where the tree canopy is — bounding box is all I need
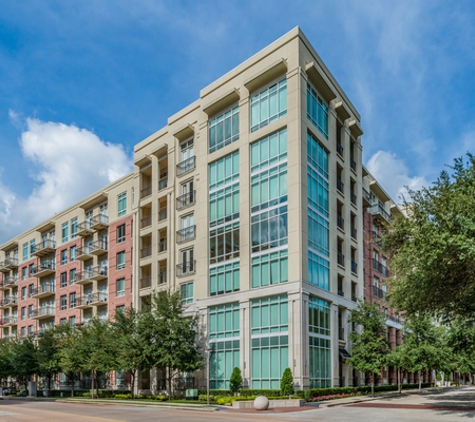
[384,155,475,319]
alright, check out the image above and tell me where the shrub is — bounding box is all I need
[229,367,243,394]
[280,368,294,397]
[114,393,131,400]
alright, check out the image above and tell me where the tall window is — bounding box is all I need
[117,251,126,270]
[209,151,240,296]
[117,224,126,243]
[60,295,67,311]
[61,222,69,243]
[250,129,288,288]
[70,246,76,262]
[21,307,26,320]
[61,250,67,265]
[70,268,76,285]
[209,303,240,389]
[22,243,28,261]
[178,138,195,174]
[22,287,26,300]
[29,239,36,256]
[71,217,78,238]
[307,132,330,290]
[251,295,288,389]
[209,106,239,153]
[308,297,331,388]
[250,78,287,132]
[69,292,77,308]
[116,278,125,297]
[22,267,27,280]
[60,272,67,288]
[307,83,328,138]
[118,192,127,217]
[180,282,193,304]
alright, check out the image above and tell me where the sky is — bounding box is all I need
[0,0,474,243]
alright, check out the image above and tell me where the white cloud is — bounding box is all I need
[366,150,429,204]
[0,118,132,243]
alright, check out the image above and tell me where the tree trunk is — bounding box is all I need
[91,370,95,400]
[398,367,402,394]
[70,372,75,397]
[371,374,374,397]
[130,370,135,399]
[418,370,422,391]
[167,367,172,399]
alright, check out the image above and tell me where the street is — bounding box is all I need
[1,387,475,421]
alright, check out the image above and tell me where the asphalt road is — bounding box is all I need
[1,386,475,421]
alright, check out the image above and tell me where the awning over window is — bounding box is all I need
[339,348,352,359]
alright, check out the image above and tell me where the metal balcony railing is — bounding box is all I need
[91,214,109,228]
[176,156,196,176]
[176,226,196,243]
[337,215,344,230]
[337,178,344,194]
[373,259,391,277]
[373,285,386,300]
[350,158,357,171]
[140,277,151,289]
[158,271,167,285]
[140,246,152,258]
[337,252,345,267]
[350,191,357,205]
[141,185,152,199]
[34,284,55,295]
[158,177,168,191]
[141,215,152,229]
[338,289,344,297]
[32,306,55,318]
[158,207,167,221]
[176,260,196,277]
[90,239,108,253]
[176,191,196,210]
[351,226,357,239]
[370,204,392,222]
[0,297,17,307]
[336,142,343,156]
[351,294,357,302]
[33,239,56,255]
[351,261,358,274]
[158,240,167,253]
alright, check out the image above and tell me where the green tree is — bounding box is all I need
[0,339,13,384]
[229,367,243,395]
[384,155,475,320]
[346,302,390,397]
[112,307,148,398]
[398,315,440,391]
[79,318,118,399]
[280,367,294,398]
[57,323,84,397]
[10,337,40,393]
[37,328,61,395]
[140,290,203,397]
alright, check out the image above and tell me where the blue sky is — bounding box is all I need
[1,0,474,243]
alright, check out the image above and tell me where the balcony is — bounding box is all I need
[176,156,196,176]
[370,204,391,224]
[33,262,56,278]
[373,285,387,300]
[362,188,373,208]
[76,295,94,309]
[90,266,108,281]
[351,261,358,274]
[337,252,345,267]
[337,179,344,194]
[351,226,357,240]
[32,239,56,257]
[0,297,17,309]
[33,284,56,299]
[0,316,18,326]
[336,142,343,157]
[140,276,151,289]
[141,215,152,230]
[76,246,94,261]
[373,259,391,277]
[176,191,196,210]
[350,191,357,206]
[140,246,152,259]
[350,158,357,172]
[76,270,94,285]
[158,271,167,285]
[91,214,109,231]
[90,240,108,256]
[176,226,196,243]
[158,240,167,254]
[176,261,195,277]
[158,207,167,222]
[32,306,55,320]
[158,177,168,191]
[77,220,94,236]
[140,185,152,199]
[88,292,108,306]
[337,215,344,230]
[3,276,18,288]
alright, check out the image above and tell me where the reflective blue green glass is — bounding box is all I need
[250,79,287,132]
[209,106,239,153]
[307,83,328,138]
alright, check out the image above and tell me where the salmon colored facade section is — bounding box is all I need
[108,215,134,319]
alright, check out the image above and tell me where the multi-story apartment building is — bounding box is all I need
[0,27,402,391]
